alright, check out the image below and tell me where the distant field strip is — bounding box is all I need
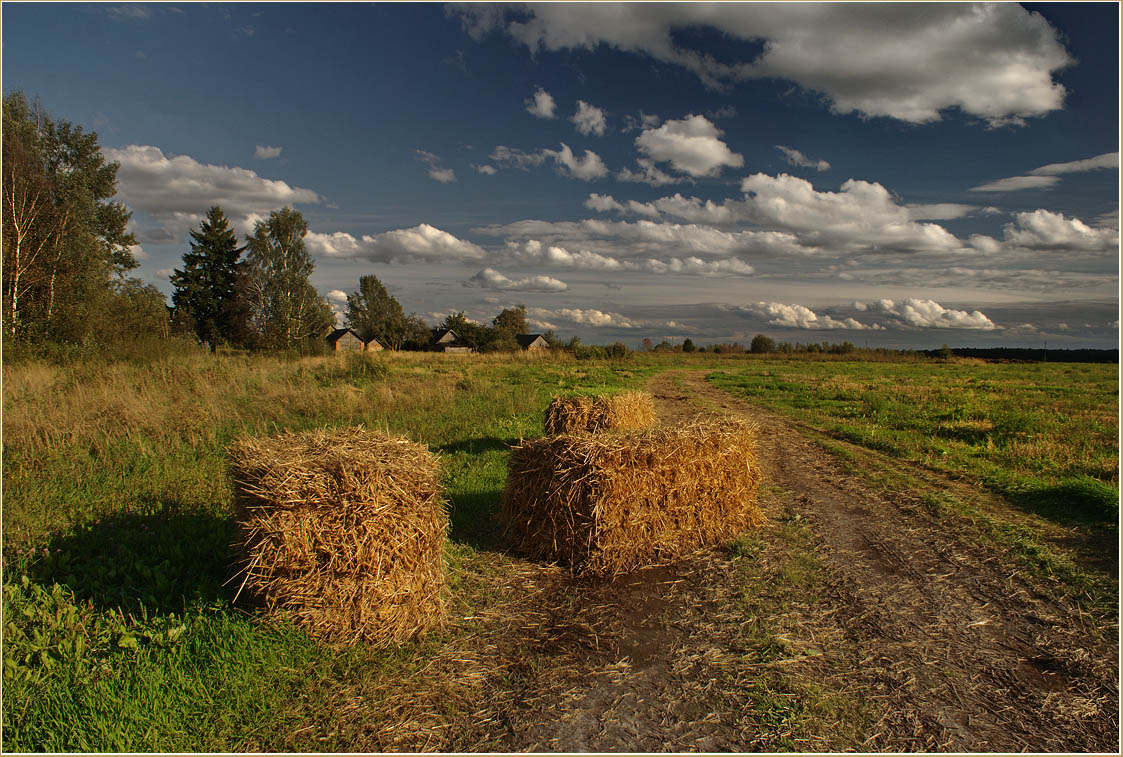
[708,360,1118,527]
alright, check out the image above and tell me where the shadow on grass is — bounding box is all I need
[436,436,520,455]
[447,488,506,551]
[1005,476,1119,530]
[30,499,236,615]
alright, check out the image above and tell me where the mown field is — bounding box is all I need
[2,350,1117,751]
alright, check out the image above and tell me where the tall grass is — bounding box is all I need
[1,349,660,751]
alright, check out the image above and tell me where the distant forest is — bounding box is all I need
[927,347,1119,364]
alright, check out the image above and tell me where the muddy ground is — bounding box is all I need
[353,369,1118,753]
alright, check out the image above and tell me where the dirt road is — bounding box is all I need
[482,370,1118,752]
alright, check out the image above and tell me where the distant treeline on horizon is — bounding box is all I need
[930,347,1119,364]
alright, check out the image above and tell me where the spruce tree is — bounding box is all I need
[170,206,247,351]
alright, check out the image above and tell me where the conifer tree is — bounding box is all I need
[170,206,248,351]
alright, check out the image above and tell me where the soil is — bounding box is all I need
[474,370,1118,752]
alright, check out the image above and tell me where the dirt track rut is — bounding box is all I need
[482,370,1118,752]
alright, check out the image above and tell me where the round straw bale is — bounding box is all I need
[544,391,656,434]
[504,415,763,576]
[229,427,447,645]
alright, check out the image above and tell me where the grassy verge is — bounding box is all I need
[706,359,1118,615]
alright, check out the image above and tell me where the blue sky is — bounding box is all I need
[3,2,1119,348]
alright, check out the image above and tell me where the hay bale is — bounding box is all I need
[229,427,447,645]
[544,391,656,434]
[503,416,764,576]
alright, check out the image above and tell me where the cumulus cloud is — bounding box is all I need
[474,164,498,175]
[326,289,348,303]
[489,143,607,180]
[739,173,962,253]
[583,193,659,218]
[865,298,996,330]
[305,224,486,264]
[969,175,1060,193]
[454,3,1072,125]
[465,267,569,292]
[415,150,457,183]
[254,145,282,160]
[544,143,609,180]
[743,302,878,330]
[525,87,557,118]
[996,209,1119,252]
[505,239,754,277]
[776,145,830,172]
[528,307,638,329]
[572,100,607,136]
[634,115,743,177]
[480,217,807,260]
[616,158,687,186]
[103,144,320,241]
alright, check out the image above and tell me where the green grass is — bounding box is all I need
[2,351,664,752]
[708,360,1119,528]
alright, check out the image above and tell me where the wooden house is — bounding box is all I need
[517,334,549,351]
[327,328,384,352]
[430,328,472,353]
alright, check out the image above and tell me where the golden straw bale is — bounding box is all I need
[503,416,764,576]
[543,391,656,434]
[229,427,447,645]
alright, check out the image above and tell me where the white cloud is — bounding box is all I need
[583,193,659,218]
[456,3,1072,125]
[155,267,174,280]
[415,150,457,183]
[1029,152,1119,176]
[621,112,662,133]
[739,173,962,253]
[634,115,743,177]
[969,175,1061,193]
[106,5,151,21]
[999,209,1119,252]
[505,239,753,277]
[474,164,498,175]
[866,298,996,330]
[616,158,687,186]
[254,145,282,160]
[776,145,830,172]
[129,244,149,261]
[905,203,981,221]
[326,289,348,303]
[489,143,607,180]
[465,267,569,292]
[525,87,557,118]
[528,307,638,329]
[743,302,878,330]
[305,224,486,264]
[572,100,607,136]
[543,143,609,180]
[103,144,320,241]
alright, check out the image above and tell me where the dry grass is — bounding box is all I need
[228,427,448,645]
[503,416,764,576]
[543,391,656,434]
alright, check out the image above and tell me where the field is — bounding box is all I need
[2,351,1118,751]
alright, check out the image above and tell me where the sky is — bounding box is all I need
[2,1,1119,348]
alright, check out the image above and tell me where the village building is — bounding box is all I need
[430,328,472,353]
[517,334,549,351]
[326,328,383,352]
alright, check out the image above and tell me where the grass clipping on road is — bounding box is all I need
[544,391,656,434]
[504,416,765,576]
[229,427,448,645]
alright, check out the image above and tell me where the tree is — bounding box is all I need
[245,207,332,350]
[750,334,776,354]
[440,311,487,350]
[346,274,409,349]
[492,304,528,335]
[2,92,139,343]
[640,337,654,352]
[682,337,697,353]
[170,206,249,351]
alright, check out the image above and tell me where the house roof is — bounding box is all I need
[517,333,547,348]
[431,328,458,343]
[326,327,355,343]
